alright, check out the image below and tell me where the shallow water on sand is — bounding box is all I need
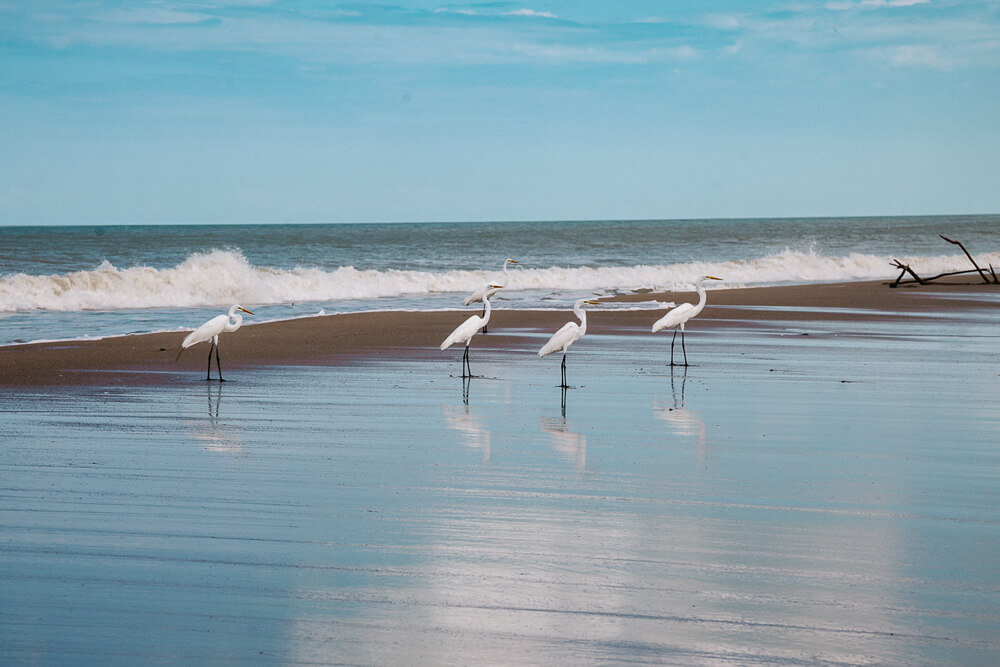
[2,315,999,664]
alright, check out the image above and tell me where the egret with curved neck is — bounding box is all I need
[539,299,601,388]
[464,258,518,333]
[442,285,502,378]
[651,276,722,366]
[180,304,254,381]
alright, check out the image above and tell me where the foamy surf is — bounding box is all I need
[2,247,998,313]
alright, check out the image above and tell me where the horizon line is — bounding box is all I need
[2,212,998,229]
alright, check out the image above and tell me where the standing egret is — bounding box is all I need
[651,275,722,366]
[179,305,254,381]
[464,258,518,332]
[538,299,601,388]
[441,286,502,378]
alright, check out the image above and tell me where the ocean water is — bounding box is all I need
[1,215,997,345]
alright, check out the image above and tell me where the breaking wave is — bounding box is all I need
[2,248,998,313]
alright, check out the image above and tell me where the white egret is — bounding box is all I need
[538,299,601,388]
[179,305,254,381]
[464,258,518,306]
[441,286,502,378]
[464,258,518,332]
[651,275,721,366]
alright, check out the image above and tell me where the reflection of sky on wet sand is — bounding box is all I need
[442,401,490,464]
[539,414,586,471]
[3,314,1000,664]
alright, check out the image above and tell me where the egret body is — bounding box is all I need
[651,275,722,366]
[464,258,517,333]
[538,299,601,387]
[442,285,502,378]
[180,304,254,381]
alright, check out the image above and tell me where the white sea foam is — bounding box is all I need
[2,248,997,313]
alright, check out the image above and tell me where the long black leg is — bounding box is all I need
[205,343,214,380]
[560,353,568,388]
[215,344,225,382]
[669,329,678,366]
[462,345,470,378]
[680,328,688,366]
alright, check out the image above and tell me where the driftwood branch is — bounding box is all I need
[890,260,924,287]
[889,236,998,287]
[939,235,992,283]
[890,266,989,287]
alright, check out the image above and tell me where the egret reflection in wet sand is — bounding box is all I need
[187,383,244,453]
[442,400,491,464]
[540,415,587,471]
[653,367,708,458]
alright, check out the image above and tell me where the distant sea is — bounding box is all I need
[1,215,997,345]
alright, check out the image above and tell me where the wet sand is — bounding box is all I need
[1,279,998,386]
[2,280,1000,664]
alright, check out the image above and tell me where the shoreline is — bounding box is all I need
[2,279,997,386]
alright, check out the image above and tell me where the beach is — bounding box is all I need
[2,279,997,385]
[2,279,999,664]
[5,0,999,658]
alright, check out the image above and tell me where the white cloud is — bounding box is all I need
[503,9,557,19]
[435,8,479,16]
[706,14,742,30]
[8,0,999,74]
[827,0,930,9]
[506,41,698,65]
[670,45,699,61]
[100,8,212,25]
[887,44,950,68]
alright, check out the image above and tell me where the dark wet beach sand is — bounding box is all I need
[2,279,998,385]
[2,280,999,664]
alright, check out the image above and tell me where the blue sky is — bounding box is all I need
[1,1,998,225]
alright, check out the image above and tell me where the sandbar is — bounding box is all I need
[1,279,996,386]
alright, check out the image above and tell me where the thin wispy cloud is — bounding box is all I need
[503,9,557,19]
[826,0,930,9]
[704,14,744,31]
[863,0,931,7]
[887,44,950,68]
[509,42,698,65]
[4,1,998,72]
[435,8,480,16]
[98,8,212,25]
